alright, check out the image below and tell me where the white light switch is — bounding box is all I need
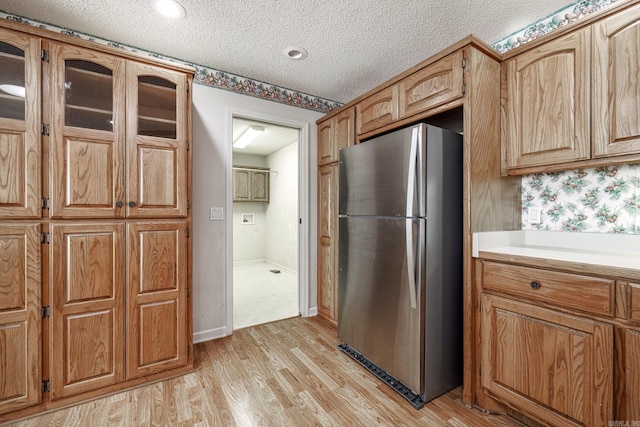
[528,207,541,225]
[210,207,224,221]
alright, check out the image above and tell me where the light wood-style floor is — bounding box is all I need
[9,316,524,426]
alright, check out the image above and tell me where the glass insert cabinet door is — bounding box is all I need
[49,42,126,218]
[126,61,188,218]
[0,28,40,218]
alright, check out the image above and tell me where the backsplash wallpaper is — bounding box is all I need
[521,164,640,234]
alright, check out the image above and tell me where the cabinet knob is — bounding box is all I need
[115,201,123,207]
[530,280,541,290]
[129,201,137,207]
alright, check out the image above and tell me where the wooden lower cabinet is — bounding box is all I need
[621,328,640,421]
[481,294,613,427]
[50,223,126,399]
[127,221,188,379]
[0,224,41,414]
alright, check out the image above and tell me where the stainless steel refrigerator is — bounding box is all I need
[337,123,462,409]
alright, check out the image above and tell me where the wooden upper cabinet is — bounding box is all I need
[592,2,640,158]
[0,223,41,415]
[356,85,398,135]
[48,42,126,218]
[126,62,188,218]
[318,107,355,165]
[399,50,464,119]
[481,294,613,426]
[503,28,591,169]
[232,167,269,202]
[127,221,188,379]
[0,29,41,218]
[49,223,125,399]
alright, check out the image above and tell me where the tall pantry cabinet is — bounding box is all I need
[0,21,193,421]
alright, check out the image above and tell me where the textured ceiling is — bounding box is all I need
[0,0,575,104]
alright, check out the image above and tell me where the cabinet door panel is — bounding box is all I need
[251,171,269,202]
[233,169,251,201]
[0,29,40,218]
[356,85,398,135]
[50,223,125,399]
[0,224,40,414]
[481,295,612,426]
[127,221,187,379]
[317,164,338,321]
[126,62,188,218]
[317,120,334,165]
[504,29,590,169]
[593,3,640,157]
[49,43,126,218]
[399,50,464,119]
[625,329,640,421]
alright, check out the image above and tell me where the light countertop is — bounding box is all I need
[473,230,640,278]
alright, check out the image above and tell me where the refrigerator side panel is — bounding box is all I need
[339,125,424,217]
[338,216,423,395]
[423,125,464,401]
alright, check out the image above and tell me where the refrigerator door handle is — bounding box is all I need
[406,127,418,218]
[404,127,419,309]
[405,218,418,309]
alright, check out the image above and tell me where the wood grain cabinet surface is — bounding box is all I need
[0,28,41,218]
[481,293,613,427]
[592,2,640,158]
[0,19,193,421]
[0,224,41,415]
[233,167,269,202]
[503,2,640,174]
[477,258,640,426]
[503,28,591,170]
[317,163,339,322]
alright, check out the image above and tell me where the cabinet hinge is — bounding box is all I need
[186,141,190,151]
[40,232,50,244]
[41,49,49,62]
[42,379,51,393]
[41,306,51,318]
[462,58,467,69]
[187,345,190,357]
[186,228,190,238]
[41,123,50,136]
[462,83,467,95]
[187,201,190,210]
[41,197,50,210]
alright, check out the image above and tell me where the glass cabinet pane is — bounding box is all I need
[0,41,26,121]
[65,60,113,131]
[138,75,177,139]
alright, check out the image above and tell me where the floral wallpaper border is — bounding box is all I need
[0,10,342,114]
[491,0,621,52]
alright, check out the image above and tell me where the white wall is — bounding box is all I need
[232,154,268,262]
[265,142,299,272]
[192,84,323,342]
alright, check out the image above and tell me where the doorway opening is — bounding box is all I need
[231,116,301,330]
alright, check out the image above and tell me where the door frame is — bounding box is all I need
[225,107,311,335]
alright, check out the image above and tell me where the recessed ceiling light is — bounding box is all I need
[151,0,186,19]
[283,46,308,61]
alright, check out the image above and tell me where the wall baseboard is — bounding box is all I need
[306,307,318,317]
[193,327,228,344]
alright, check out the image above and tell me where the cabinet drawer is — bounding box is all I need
[482,261,614,316]
[398,50,464,119]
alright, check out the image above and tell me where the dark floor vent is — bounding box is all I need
[338,343,425,410]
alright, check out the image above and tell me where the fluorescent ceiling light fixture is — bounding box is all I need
[283,46,308,60]
[0,84,26,98]
[151,0,186,19]
[234,125,265,148]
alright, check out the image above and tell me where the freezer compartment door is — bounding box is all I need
[338,216,424,395]
[339,124,424,217]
